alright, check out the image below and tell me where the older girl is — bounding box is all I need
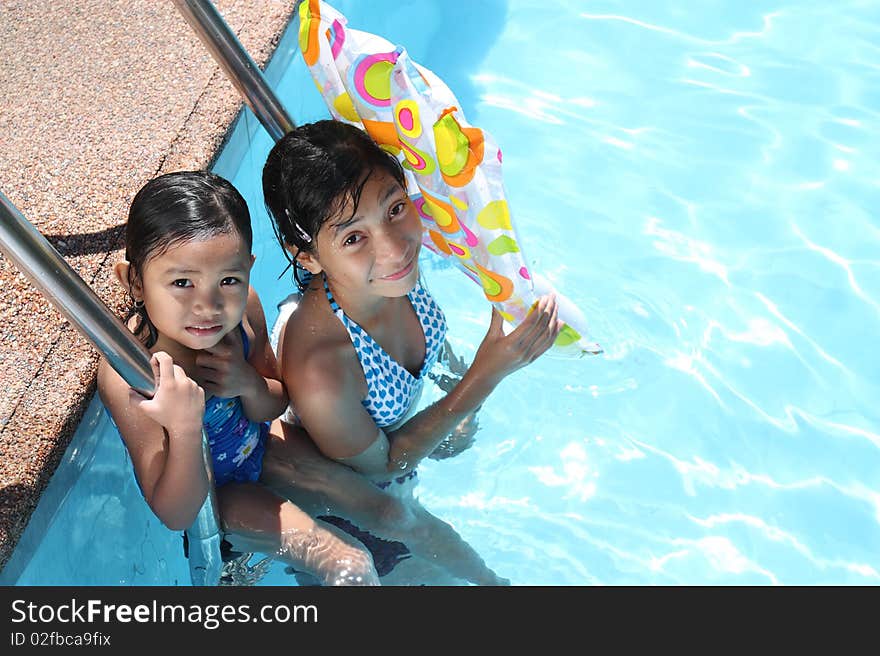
[262,121,561,584]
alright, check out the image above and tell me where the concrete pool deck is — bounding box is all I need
[0,0,294,575]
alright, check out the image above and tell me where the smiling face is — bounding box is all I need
[131,230,254,352]
[298,170,423,300]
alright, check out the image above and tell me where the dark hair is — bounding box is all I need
[124,170,253,347]
[262,120,406,290]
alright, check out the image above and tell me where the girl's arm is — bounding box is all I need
[195,286,288,422]
[387,296,561,467]
[97,352,209,531]
[291,295,562,478]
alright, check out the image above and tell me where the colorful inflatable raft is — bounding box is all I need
[297,0,601,356]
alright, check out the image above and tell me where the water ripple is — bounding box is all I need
[578,11,783,46]
[791,222,880,317]
[689,512,880,580]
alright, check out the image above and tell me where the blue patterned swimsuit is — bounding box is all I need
[322,277,447,428]
[203,325,268,488]
[110,326,268,495]
[317,276,448,577]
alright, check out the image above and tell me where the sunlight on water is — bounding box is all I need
[11,0,880,586]
[410,0,880,585]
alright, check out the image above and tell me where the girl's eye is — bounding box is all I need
[220,276,241,286]
[172,279,192,288]
[389,201,407,218]
[342,233,363,247]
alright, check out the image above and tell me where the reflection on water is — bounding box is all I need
[9,0,880,585]
[416,0,880,585]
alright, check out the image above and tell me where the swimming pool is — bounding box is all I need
[5,0,879,585]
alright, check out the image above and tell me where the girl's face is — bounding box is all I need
[302,171,423,298]
[137,230,254,351]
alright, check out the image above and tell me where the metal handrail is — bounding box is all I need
[0,193,155,397]
[171,0,296,142]
[0,191,222,587]
[185,433,223,587]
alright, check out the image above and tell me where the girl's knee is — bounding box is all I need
[325,542,380,586]
[297,522,380,586]
[370,496,434,545]
[373,494,411,531]
[263,438,342,491]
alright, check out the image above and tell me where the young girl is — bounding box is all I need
[97,170,380,586]
[261,120,562,585]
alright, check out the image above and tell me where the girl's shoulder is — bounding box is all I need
[280,290,365,396]
[284,291,348,358]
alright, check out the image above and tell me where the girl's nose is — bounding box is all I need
[194,287,223,312]
[375,225,409,263]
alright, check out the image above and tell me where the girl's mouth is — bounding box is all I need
[380,256,416,281]
[185,324,222,337]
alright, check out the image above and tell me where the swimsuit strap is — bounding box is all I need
[201,322,266,487]
[321,276,427,377]
[239,322,250,359]
[321,276,447,377]
[323,276,342,315]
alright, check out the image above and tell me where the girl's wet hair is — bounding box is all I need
[262,119,407,290]
[124,170,253,346]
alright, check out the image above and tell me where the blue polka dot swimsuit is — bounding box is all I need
[315,277,447,577]
[323,277,448,427]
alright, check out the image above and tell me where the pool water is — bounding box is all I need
[6,0,880,585]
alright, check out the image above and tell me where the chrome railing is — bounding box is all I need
[0,191,223,586]
[0,193,154,397]
[171,0,295,142]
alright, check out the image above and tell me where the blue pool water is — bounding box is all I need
[5,0,879,585]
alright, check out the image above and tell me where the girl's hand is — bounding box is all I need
[470,294,562,384]
[194,329,258,399]
[130,351,205,433]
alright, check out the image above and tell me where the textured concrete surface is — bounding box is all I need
[0,0,294,574]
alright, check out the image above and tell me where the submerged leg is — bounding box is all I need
[217,481,379,586]
[261,421,507,585]
[399,501,510,586]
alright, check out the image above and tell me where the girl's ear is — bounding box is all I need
[113,261,142,300]
[293,247,323,275]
